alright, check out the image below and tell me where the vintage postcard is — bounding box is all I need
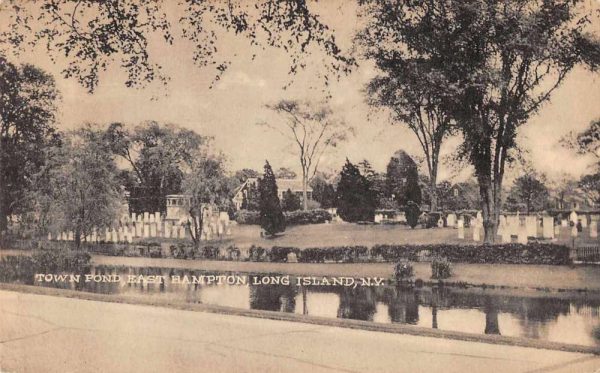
[0,0,599,372]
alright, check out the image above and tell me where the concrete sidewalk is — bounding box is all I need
[1,289,599,373]
[91,255,600,291]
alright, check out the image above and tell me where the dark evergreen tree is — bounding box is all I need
[281,189,301,211]
[386,151,422,208]
[258,161,286,236]
[336,159,376,222]
[405,201,420,229]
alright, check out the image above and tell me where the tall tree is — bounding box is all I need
[359,0,599,242]
[183,150,230,247]
[265,100,351,210]
[105,121,207,214]
[0,58,59,235]
[563,119,600,169]
[41,125,122,247]
[362,38,454,212]
[505,174,549,214]
[386,150,422,208]
[579,173,600,207]
[259,161,285,236]
[1,1,354,92]
[336,159,376,222]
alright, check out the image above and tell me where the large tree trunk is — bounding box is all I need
[429,179,438,213]
[302,172,308,211]
[189,208,203,248]
[479,176,500,244]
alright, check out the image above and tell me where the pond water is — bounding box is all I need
[24,265,600,347]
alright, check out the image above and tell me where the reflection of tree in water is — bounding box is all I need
[514,298,570,340]
[484,297,500,335]
[337,287,377,321]
[381,286,422,325]
[249,282,297,313]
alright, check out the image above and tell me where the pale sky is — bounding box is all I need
[2,0,599,182]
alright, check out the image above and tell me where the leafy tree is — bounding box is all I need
[361,30,454,213]
[235,168,260,182]
[435,181,454,212]
[505,174,549,214]
[105,121,207,214]
[183,150,230,247]
[265,100,351,210]
[336,159,376,222]
[579,173,600,207]
[386,150,422,208]
[1,1,354,92]
[39,125,122,247]
[360,0,599,242]
[0,58,59,235]
[310,173,337,209]
[258,161,285,236]
[281,189,301,211]
[275,167,297,179]
[563,119,600,169]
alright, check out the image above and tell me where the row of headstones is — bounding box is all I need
[49,213,232,243]
[455,215,599,243]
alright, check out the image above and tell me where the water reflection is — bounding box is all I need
[10,265,600,347]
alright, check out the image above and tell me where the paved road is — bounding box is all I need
[1,290,600,373]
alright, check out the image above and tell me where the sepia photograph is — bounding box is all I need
[0,0,599,372]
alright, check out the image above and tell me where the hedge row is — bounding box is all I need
[370,243,571,265]
[0,249,91,284]
[234,209,332,225]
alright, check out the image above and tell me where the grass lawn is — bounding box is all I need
[224,223,598,249]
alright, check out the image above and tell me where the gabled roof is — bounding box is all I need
[232,178,311,200]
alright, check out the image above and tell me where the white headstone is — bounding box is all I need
[457,220,464,239]
[105,229,111,242]
[472,224,481,242]
[525,216,537,238]
[501,226,512,243]
[561,219,568,227]
[581,215,588,228]
[517,225,527,244]
[507,216,519,235]
[154,212,161,222]
[476,211,483,221]
[111,229,118,242]
[131,213,137,222]
[144,212,150,221]
[47,232,52,241]
[150,223,157,237]
[570,211,578,225]
[143,224,150,238]
[591,220,598,238]
[374,213,383,223]
[542,216,554,239]
[135,223,142,237]
[571,225,578,238]
[164,223,171,238]
[447,213,456,228]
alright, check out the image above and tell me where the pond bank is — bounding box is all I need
[90,255,600,292]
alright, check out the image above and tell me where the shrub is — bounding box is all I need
[249,245,268,262]
[236,209,331,225]
[394,260,414,280]
[298,246,368,263]
[431,257,452,279]
[269,246,301,262]
[284,209,332,225]
[235,210,261,224]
